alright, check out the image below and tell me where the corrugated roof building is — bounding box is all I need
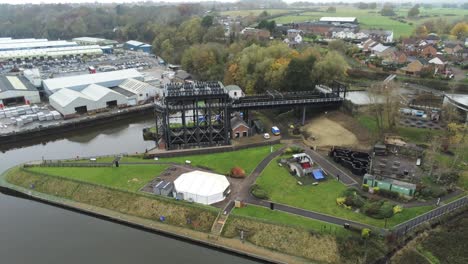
[0,75,40,107]
[43,69,144,94]
[49,84,127,118]
[123,40,152,53]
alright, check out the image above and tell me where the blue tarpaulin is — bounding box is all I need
[312,169,325,180]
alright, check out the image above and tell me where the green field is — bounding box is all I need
[159,144,282,175]
[26,165,169,192]
[65,145,282,176]
[220,9,298,17]
[270,6,467,38]
[256,158,433,227]
[233,204,349,236]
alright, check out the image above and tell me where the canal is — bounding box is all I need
[0,117,260,264]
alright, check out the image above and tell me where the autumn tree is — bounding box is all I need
[450,22,468,39]
[414,25,428,38]
[381,4,396,16]
[181,43,227,80]
[311,51,349,85]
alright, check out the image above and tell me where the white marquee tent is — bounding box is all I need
[174,170,230,205]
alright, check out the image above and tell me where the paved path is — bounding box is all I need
[226,146,287,213]
[245,198,379,231]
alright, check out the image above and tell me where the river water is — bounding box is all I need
[0,117,259,264]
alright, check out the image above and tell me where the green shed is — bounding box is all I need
[363,174,416,197]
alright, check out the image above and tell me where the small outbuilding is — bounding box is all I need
[224,85,244,100]
[153,181,174,196]
[230,115,249,138]
[173,170,230,205]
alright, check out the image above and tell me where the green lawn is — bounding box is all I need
[233,204,350,236]
[220,9,298,17]
[160,144,282,175]
[64,145,283,177]
[256,159,433,228]
[270,6,467,38]
[271,8,414,38]
[26,165,169,192]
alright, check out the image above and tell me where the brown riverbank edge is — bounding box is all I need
[0,166,311,264]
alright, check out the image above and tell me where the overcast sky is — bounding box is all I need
[0,0,239,4]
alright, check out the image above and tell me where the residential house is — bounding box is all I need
[419,44,437,58]
[241,27,271,40]
[402,38,418,55]
[287,29,303,39]
[383,51,408,65]
[428,57,447,73]
[360,29,394,43]
[361,38,379,53]
[371,44,394,58]
[425,33,440,45]
[400,60,424,76]
[444,42,464,56]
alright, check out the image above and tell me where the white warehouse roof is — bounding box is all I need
[0,45,103,60]
[174,170,230,205]
[43,69,143,93]
[49,88,92,107]
[320,17,357,23]
[119,78,156,93]
[444,94,468,112]
[0,40,77,51]
[81,84,124,101]
[0,38,48,44]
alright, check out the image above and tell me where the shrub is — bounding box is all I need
[393,205,403,214]
[344,194,365,208]
[363,201,394,219]
[251,184,269,200]
[378,189,399,199]
[378,202,395,219]
[283,146,304,154]
[362,184,369,192]
[336,197,346,206]
[361,228,371,239]
[230,166,246,178]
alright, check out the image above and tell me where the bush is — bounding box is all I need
[336,197,346,206]
[362,184,369,192]
[251,184,269,200]
[283,146,304,154]
[363,201,394,219]
[344,194,365,208]
[393,205,403,214]
[361,228,371,239]
[230,166,246,178]
[378,189,399,199]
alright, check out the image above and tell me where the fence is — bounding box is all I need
[391,196,468,237]
[24,162,113,168]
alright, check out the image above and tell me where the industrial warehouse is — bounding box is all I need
[0,38,106,61]
[45,69,161,117]
[0,75,40,107]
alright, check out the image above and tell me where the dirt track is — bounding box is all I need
[303,111,372,148]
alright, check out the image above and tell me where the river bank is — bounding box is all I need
[0,166,310,264]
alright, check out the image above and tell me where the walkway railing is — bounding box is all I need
[391,196,468,237]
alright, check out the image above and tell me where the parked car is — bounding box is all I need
[271,126,280,136]
[263,133,271,139]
